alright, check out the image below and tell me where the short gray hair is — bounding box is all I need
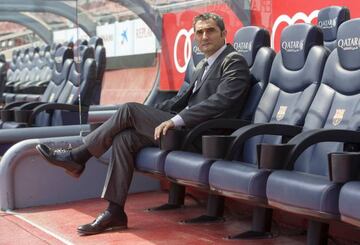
[193,12,225,31]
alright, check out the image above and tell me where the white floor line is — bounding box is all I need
[5,210,74,245]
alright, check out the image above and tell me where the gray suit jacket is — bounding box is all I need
[155,44,250,127]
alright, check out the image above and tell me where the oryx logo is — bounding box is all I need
[337,38,360,51]
[318,17,337,29]
[272,10,319,48]
[234,41,252,53]
[174,28,194,73]
[192,45,202,55]
[281,40,304,52]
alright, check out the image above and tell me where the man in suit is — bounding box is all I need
[36,12,250,235]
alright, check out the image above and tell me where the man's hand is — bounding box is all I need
[154,120,175,140]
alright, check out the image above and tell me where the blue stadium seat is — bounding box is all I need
[15,45,96,127]
[339,181,360,227]
[265,18,360,244]
[0,46,73,127]
[317,6,350,51]
[88,37,106,105]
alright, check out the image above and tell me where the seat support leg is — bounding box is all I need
[307,220,329,245]
[227,207,273,240]
[180,194,225,224]
[146,183,185,211]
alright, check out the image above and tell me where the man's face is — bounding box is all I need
[194,19,227,58]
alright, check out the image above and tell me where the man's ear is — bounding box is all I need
[221,30,227,38]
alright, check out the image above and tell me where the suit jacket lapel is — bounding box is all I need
[170,60,207,111]
[192,44,232,93]
[189,59,207,88]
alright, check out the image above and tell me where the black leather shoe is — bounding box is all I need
[77,210,128,236]
[36,144,85,178]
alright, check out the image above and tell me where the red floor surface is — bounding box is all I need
[0,191,333,245]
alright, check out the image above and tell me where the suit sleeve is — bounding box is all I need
[178,53,250,127]
[153,82,189,111]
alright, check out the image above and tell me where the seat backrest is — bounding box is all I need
[0,54,6,103]
[15,55,24,71]
[175,41,204,96]
[75,39,88,46]
[294,18,360,176]
[28,47,39,61]
[233,26,275,120]
[88,36,104,49]
[90,44,106,105]
[40,46,73,103]
[44,50,55,69]
[27,53,42,84]
[241,23,328,164]
[51,45,96,126]
[50,43,62,59]
[23,54,34,71]
[55,45,94,102]
[39,45,50,58]
[317,6,350,51]
[10,50,20,71]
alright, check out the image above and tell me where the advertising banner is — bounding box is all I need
[115,20,135,56]
[251,0,360,51]
[133,19,157,55]
[96,23,116,57]
[53,28,89,44]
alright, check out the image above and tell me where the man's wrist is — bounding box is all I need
[170,115,185,127]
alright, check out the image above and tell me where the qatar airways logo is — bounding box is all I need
[234,41,252,53]
[318,17,337,29]
[192,44,203,55]
[272,10,319,48]
[337,37,360,51]
[281,40,304,52]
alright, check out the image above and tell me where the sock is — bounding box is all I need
[70,144,92,164]
[107,201,124,216]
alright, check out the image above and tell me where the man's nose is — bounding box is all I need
[202,31,209,39]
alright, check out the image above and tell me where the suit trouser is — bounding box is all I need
[83,102,174,206]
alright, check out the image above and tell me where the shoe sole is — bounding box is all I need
[35,145,83,178]
[77,225,128,236]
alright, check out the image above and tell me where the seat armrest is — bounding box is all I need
[89,104,121,111]
[160,128,188,151]
[28,103,89,126]
[283,129,360,169]
[182,118,250,149]
[17,101,47,110]
[3,101,28,110]
[202,135,236,159]
[328,152,360,183]
[226,123,303,160]
[14,109,33,124]
[0,109,14,122]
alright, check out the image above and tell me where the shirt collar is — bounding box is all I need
[205,44,227,68]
